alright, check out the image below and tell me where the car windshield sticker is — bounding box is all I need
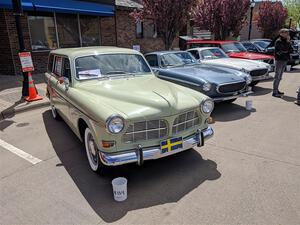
[78,69,102,80]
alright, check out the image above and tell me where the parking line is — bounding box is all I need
[0,139,42,165]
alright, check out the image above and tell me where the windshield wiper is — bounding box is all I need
[106,71,127,75]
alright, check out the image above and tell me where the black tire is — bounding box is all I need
[51,104,62,120]
[84,127,103,173]
[249,81,259,87]
[223,98,237,103]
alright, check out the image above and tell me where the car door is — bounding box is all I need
[50,55,71,121]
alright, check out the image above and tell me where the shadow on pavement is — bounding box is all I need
[281,95,297,103]
[42,110,221,223]
[0,74,45,92]
[250,85,273,96]
[212,103,255,122]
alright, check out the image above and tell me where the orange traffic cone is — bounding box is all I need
[25,72,43,102]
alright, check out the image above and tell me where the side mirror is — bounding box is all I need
[64,77,70,91]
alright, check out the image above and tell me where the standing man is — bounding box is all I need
[273,28,293,98]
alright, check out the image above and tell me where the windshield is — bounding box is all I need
[254,41,270,49]
[221,42,247,53]
[201,48,228,60]
[75,54,151,80]
[160,52,197,67]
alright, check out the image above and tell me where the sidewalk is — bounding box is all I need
[0,74,49,120]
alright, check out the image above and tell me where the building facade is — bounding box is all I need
[0,0,178,75]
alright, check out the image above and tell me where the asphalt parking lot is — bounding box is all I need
[0,68,299,225]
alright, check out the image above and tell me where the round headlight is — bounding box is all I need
[202,82,212,92]
[106,116,124,134]
[201,99,214,114]
[246,75,252,84]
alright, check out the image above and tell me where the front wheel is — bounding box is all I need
[84,128,103,173]
[249,81,259,87]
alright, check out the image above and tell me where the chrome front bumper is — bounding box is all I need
[99,127,214,166]
[212,91,252,102]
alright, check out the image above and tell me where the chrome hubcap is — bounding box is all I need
[87,133,98,165]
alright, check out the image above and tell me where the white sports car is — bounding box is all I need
[188,47,272,86]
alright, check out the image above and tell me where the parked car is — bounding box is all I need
[181,39,275,66]
[187,47,271,86]
[145,51,252,103]
[241,40,274,55]
[45,47,214,173]
[243,39,300,67]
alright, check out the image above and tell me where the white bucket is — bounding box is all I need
[246,100,253,111]
[112,177,127,202]
[286,65,291,72]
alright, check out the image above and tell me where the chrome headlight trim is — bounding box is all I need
[201,99,214,114]
[106,115,125,134]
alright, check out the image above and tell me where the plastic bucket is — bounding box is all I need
[246,100,253,111]
[286,65,291,72]
[112,177,127,202]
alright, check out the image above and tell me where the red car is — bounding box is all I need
[182,39,274,66]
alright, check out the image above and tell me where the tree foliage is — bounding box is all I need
[257,1,288,39]
[130,0,197,50]
[284,0,300,28]
[192,0,249,40]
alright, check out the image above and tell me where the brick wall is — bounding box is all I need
[100,16,117,46]
[0,9,15,75]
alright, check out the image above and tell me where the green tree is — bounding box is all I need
[284,0,300,28]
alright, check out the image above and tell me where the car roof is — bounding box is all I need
[50,46,141,59]
[145,50,188,56]
[251,39,272,42]
[186,39,237,44]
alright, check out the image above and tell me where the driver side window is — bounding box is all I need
[189,50,200,60]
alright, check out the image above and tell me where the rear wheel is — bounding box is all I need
[84,127,103,173]
[224,98,237,103]
[51,104,61,120]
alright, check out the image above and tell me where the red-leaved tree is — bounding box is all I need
[257,1,288,39]
[130,0,197,50]
[192,0,249,40]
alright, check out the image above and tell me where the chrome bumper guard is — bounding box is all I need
[213,91,253,102]
[99,126,214,166]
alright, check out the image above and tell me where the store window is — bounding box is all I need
[56,13,80,48]
[80,15,100,46]
[28,13,58,50]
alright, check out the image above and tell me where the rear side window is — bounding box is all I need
[62,58,71,80]
[189,50,200,59]
[54,56,63,76]
[48,54,54,72]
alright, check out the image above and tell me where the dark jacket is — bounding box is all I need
[274,37,293,61]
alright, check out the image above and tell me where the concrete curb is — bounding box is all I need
[0,100,49,120]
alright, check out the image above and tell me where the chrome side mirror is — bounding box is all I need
[64,77,70,91]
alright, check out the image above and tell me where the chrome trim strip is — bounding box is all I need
[251,74,271,81]
[99,127,214,166]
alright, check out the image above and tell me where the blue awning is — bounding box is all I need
[0,0,34,10]
[0,0,115,16]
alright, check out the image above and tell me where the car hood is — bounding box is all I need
[202,58,269,72]
[164,64,246,84]
[227,52,273,60]
[74,76,205,120]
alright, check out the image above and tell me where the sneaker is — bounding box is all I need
[278,91,284,95]
[272,93,282,98]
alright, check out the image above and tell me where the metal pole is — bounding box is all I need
[12,0,28,97]
[248,5,254,40]
[289,18,292,29]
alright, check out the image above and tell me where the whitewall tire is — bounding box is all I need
[84,128,102,172]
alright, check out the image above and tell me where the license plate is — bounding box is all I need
[161,137,183,154]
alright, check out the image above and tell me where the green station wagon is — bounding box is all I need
[45,47,214,173]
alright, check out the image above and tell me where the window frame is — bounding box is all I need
[136,21,144,39]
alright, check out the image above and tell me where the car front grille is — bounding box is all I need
[217,81,246,94]
[291,54,300,60]
[123,120,168,143]
[250,69,268,77]
[172,110,200,135]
